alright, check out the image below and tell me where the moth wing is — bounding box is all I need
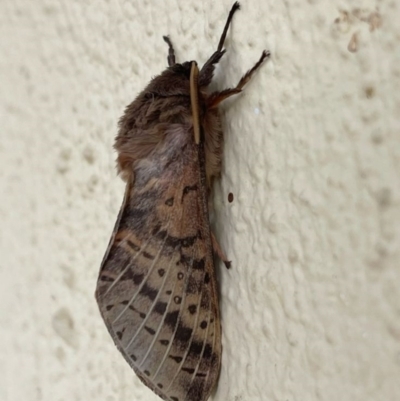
[95,126,221,401]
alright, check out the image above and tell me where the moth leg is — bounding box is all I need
[207,50,270,109]
[211,231,231,269]
[199,50,225,87]
[162,36,176,66]
[199,2,240,86]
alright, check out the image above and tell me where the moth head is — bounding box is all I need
[144,61,193,97]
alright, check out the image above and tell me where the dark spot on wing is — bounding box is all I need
[133,273,144,285]
[203,343,213,359]
[165,310,179,328]
[174,323,193,345]
[144,326,155,335]
[169,355,183,363]
[165,197,174,206]
[188,304,197,314]
[160,339,169,346]
[154,301,167,315]
[182,367,195,374]
[126,240,140,252]
[143,251,155,260]
[116,327,125,340]
[181,184,198,202]
[158,268,165,277]
[140,283,158,300]
[192,258,205,270]
[188,341,203,357]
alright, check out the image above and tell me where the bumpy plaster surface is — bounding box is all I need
[1,1,399,401]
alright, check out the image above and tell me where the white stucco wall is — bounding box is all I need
[1,0,399,400]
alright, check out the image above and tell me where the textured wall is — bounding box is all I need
[1,0,399,401]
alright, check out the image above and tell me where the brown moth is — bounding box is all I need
[95,3,269,401]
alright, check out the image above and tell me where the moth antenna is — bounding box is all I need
[199,2,240,86]
[190,61,201,144]
[162,35,176,66]
[217,1,241,52]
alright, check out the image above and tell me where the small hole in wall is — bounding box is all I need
[228,193,234,203]
[364,86,375,99]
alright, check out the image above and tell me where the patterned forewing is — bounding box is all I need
[96,128,221,401]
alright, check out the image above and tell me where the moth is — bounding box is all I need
[95,3,269,401]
